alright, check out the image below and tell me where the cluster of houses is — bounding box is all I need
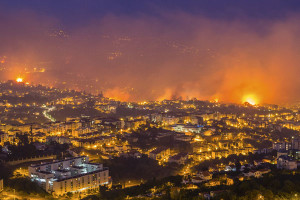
[273,138,300,170]
[182,160,273,188]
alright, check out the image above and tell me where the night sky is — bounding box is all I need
[0,0,300,104]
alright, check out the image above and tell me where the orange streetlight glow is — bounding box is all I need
[16,77,23,83]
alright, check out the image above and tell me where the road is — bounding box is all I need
[42,105,56,122]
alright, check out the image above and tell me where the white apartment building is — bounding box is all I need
[171,124,202,133]
[29,156,109,196]
[277,155,298,170]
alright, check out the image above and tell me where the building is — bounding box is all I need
[292,138,300,150]
[0,131,8,146]
[29,156,110,195]
[161,116,180,125]
[168,153,188,165]
[277,150,288,158]
[198,171,212,181]
[273,138,300,151]
[273,142,292,151]
[243,170,257,178]
[171,124,202,133]
[258,168,271,176]
[149,148,170,161]
[277,155,298,170]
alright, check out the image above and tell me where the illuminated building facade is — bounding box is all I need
[0,131,8,146]
[28,156,110,195]
[171,124,203,133]
[277,155,298,170]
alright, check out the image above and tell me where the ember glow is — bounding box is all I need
[242,94,259,105]
[16,77,23,83]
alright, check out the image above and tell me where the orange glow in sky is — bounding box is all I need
[16,77,23,83]
[242,94,259,105]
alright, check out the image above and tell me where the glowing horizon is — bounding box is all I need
[242,94,259,105]
[0,1,299,105]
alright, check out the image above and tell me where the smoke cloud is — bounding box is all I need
[0,8,300,104]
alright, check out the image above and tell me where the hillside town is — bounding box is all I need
[0,80,299,199]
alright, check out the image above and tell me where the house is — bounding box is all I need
[258,168,271,176]
[0,131,8,146]
[273,142,291,151]
[205,179,220,187]
[208,166,218,173]
[244,168,271,178]
[277,155,297,170]
[120,150,141,158]
[168,153,188,165]
[243,170,256,177]
[149,148,170,161]
[224,165,236,172]
[32,132,47,143]
[253,159,263,166]
[254,170,263,178]
[237,175,244,181]
[191,176,204,184]
[277,150,288,158]
[198,171,212,181]
[226,177,234,185]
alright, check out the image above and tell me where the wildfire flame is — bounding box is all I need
[16,77,23,83]
[242,94,259,105]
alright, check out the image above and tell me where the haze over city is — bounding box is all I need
[1,1,300,104]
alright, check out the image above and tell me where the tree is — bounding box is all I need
[262,189,274,200]
[235,161,241,172]
[16,133,29,146]
[282,180,296,193]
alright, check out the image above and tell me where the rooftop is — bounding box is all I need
[30,156,86,168]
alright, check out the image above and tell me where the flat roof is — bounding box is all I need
[55,167,109,182]
[38,171,52,174]
[30,156,87,168]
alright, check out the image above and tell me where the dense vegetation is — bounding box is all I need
[213,170,300,200]
[3,134,69,160]
[102,156,179,184]
[194,151,277,172]
[82,170,300,200]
